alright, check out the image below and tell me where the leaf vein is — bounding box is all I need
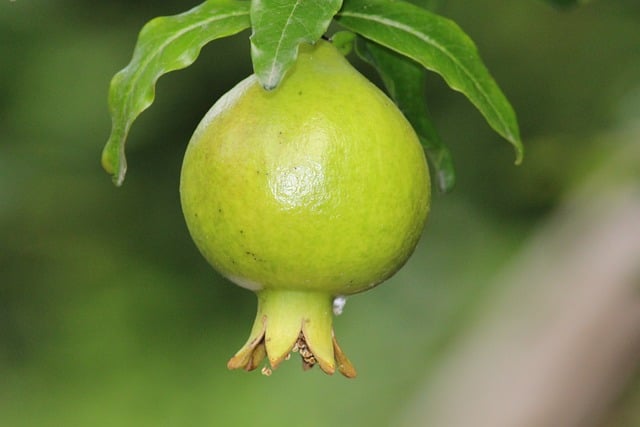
[339,10,513,141]
[124,9,250,114]
[265,0,304,87]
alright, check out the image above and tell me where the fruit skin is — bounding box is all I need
[181,41,430,295]
[180,40,430,376]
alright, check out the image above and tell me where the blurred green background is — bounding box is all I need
[1,1,639,426]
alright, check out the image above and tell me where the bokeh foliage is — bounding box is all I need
[1,1,639,426]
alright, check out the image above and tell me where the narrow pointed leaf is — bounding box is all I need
[102,0,251,186]
[337,0,523,164]
[355,37,455,192]
[250,0,343,89]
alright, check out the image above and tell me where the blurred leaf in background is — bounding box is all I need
[1,0,639,426]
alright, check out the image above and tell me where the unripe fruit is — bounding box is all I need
[180,40,430,377]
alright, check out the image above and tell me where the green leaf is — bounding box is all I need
[355,37,455,193]
[102,0,250,186]
[404,0,439,10]
[336,0,523,164]
[330,31,356,56]
[250,0,343,89]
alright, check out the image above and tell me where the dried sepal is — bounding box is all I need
[226,290,356,378]
[333,333,357,378]
[227,315,266,371]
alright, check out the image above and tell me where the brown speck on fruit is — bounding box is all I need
[245,251,259,261]
[261,366,272,376]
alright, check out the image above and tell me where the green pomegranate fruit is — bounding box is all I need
[180,40,430,377]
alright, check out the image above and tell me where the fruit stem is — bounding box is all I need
[227,289,356,377]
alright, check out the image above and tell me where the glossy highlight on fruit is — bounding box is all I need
[180,40,430,377]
